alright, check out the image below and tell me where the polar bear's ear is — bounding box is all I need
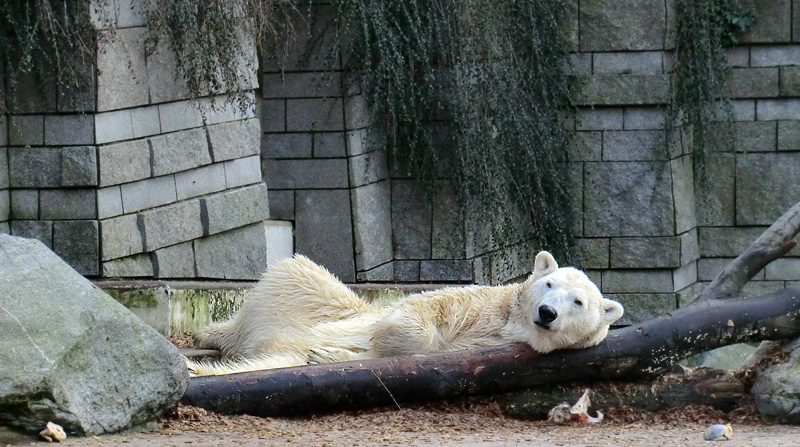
[602,298,624,324]
[531,251,558,280]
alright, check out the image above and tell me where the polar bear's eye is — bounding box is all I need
[546,282,553,288]
[574,299,583,306]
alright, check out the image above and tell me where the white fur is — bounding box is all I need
[189,252,623,376]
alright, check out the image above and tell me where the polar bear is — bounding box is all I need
[189,251,623,375]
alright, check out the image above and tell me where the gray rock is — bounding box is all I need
[295,189,355,282]
[696,344,758,371]
[751,337,800,424]
[193,223,267,280]
[0,234,188,434]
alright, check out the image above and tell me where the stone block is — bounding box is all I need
[592,52,663,74]
[131,106,162,138]
[345,95,370,130]
[149,128,211,176]
[146,37,190,104]
[267,189,294,220]
[8,147,60,187]
[10,189,38,219]
[208,119,261,162]
[158,100,204,133]
[115,0,145,27]
[5,59,56,114]
[756,99,800,120]
[698,258,733,281]
[565,53,592,76]
[728,68,779,98]
[262,72,341,98]
[102,254,153,277]
[766,258,800,280]
[420,260,473,282]
[265,159,348,189]
[732,121,778,152]
[714,100,756,121]
[40,189,97,219]
[9,115,44,146]
[139,199,204,252]
[45,115,94,146]
[10,220,53,248]
[98,139,151,186]
[97,27,149,111]
[95,109,134,144]
[567,131,602,161]
[265,220,293,267]
[0,222,7,234]
[262,4,340,72]
[201,184,270,236]
[737,152,800,224]
[584,161,674,237]
[695,153,735,226]
[673,261,697,291]
[153,242,196,278]
[392,180,432,259]
[0,191,8,221]
[194,223,267,280]
[295,189,355,282]
[781,66,800,96]
[357,262,394,282]
[57,59,96,113]
[431,182,465,259]
[698,227,765,257]
[286,98,344,131]
[121,175,177,213]
[351,182,392,271]
[623,107,665,130]
[609,293,677,325]
[571,75,670,106]
[53,220,100,276]
[580,0,667,51]
[394,261,421,282]
[314,132,347,158]
[778,121,800,150]
[680,228,700,265]
[223,155,262,188]
[575,108,623,130]
[576,238,609,269]
[100,214,143,261]
[349,150,388,187]
[739,0,792,43]
[97,186,123,219]
[750,45,800,67]
[725,47,750,67]
[62,146,98,186]
[609,236,681,269]
[0,116,7,146]
[740,280,787,299]
[671,155,697,234]
[602,270,674,293]
[603,130,666,161]
[264,133,312,158]
[262,100,286,132]
[175,163,226,200]
[489,242,539,284]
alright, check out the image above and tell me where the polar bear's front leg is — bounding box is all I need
[307,347,372,364]
[370,307,443,357]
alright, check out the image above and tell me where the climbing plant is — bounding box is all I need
[333,0,577,263]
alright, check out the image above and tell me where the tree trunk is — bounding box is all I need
[182,201,800,417]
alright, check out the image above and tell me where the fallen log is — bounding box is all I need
[182,201,800,417]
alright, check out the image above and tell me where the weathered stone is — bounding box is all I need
[8,147,61,188]
[394,260,421,282]
[733,121,777,152]
[0,234,187,434]
[575,108,623,130]
[153,242,196,278]
[697,344,758,370]
[695,153,735,226]
[673,261,697,291]
[698,227,765,257]
[267,189,294,220]
[149,128,211,177]
[739,0,792,43]
[97,186,123,219]
[420,260,473,282]
[264,133,312,158]
[352,182,392,271]
[603,130,666,161]
[175,163,226,201]
[431,182,465,259]
[568,131,602,161]
[266,159,349,189]
[778,120,800,150]
[139,199,204,252]
[0,121,6,149]
[584,161,674,237]
[121,175,178,213]
[609,237,681,269]
[40,189,97,220]
[5,60,56,114]
[680,228,700,265]
[53,220,100,276]
[97,27,149,111]
[698,257,739,281]
[131,105,162,138]
[623,107,665,130]
[58,60,96,113]
[10,190,38,220]
[9,115,44,146]
[602,270,674,293]
[223,155,262,188]
[756,98,800,120]
[592,51,663,74]
[295,189,355,282]
[201,184,270,236]
[98,139,151,186]
[725,47,750,68]
[357,262,394,282]
[349,149,388,187]
[261,100,286,132]
[264,220,294,267]
[0,191,6,223]
[314,132,347,157]
[10,220,52,249]
[95,109,134,144]
[392,180,432,259]
[713,100,756,121]
[580,0,667,51]
[261,4,340,72]
[576,238,609,269]
[737,152,800,225]
[100,214,144,261]
[286,98,344,131]
[207,119,260,162]
[765,258,800,280]
[262,72,341,98]
[751,337,800,424]
[61,146,98,186]
[44,115,94,145]
[728,67,780,98]
[146,36,190,104]
[157,100,204,133]
[489,242,538,285]
[671,155,697,234]
[345,95,370,130]
[102,253,153,277]
[194,223,267,280]
[572,75,670,106]
[781,66,800,96]
[606,293,676,325]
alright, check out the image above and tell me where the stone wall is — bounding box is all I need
[0,0,280,280]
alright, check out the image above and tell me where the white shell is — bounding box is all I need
[39,421,67,442]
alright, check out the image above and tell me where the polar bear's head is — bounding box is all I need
[508,251,623,353]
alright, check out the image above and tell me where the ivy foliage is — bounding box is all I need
[333,0,577,263]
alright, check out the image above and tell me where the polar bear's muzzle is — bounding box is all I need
[534,304,558,330]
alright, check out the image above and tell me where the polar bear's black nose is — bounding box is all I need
[538,305,558,323]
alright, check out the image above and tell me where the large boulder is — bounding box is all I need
[750,338,800,424]
[0,234,189,435]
